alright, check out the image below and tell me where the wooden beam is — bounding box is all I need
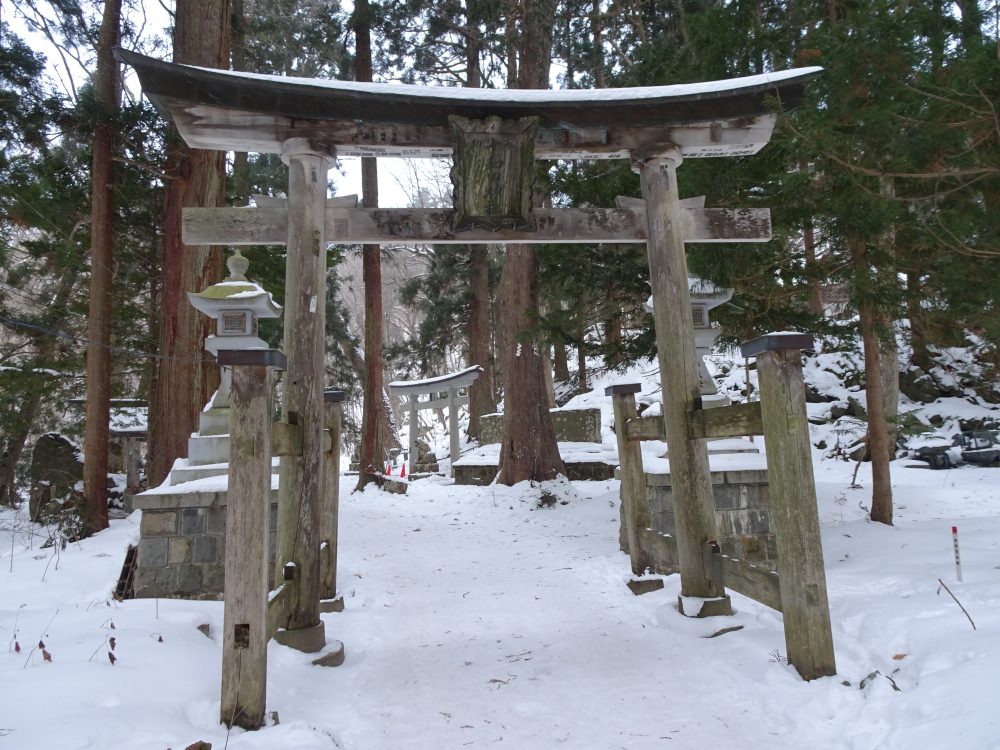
[721,556,782,612]
[220,359,274,730]
[450,115,538,231]
[637,153,730,613]
[638,529,781,611]
[165,96,779,160]
[750,337,836,680]
[413,395,470,411]
[687,401,763,439]
[625,414,666,441]
[271,421,333,456]
[273,139,328,646]
[183,206,771,246]
[320,392,344,601]
[266,584,291,639]
[606,384,653,575]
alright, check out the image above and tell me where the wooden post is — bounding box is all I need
[408,393,419,473]
[321,389,345,602]
[447,386,460,476]
[605,383,652,576]
[635,152,730,616]
[125,437,140,492]
[217,348,285,730]
[742,332,836,680]
[274,138,331,651]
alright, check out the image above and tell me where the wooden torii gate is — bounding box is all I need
[120,49,822,727]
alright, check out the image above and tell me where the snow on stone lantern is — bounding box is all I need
[187,249,281,434]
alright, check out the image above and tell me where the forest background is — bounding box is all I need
[0,0,997,534]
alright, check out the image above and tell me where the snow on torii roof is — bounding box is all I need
[116,49,822,159]
[389,366,484,397]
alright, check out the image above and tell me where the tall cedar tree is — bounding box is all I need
[496,0,566,485]
[353,0,396,489]
[148,0,230,487]
[82,0,121,536]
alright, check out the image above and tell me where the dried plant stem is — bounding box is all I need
[937,578,977,631]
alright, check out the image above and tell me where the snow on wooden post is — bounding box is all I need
[273,138,331,652]
[217,348,285,730]
[635,152,731,617]
[605,383,653,576]
[742,332,836,680]
[321,389,346,603]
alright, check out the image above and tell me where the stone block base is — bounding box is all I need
[311,640,346,667]
[131,489,278,600]
[454,460,615,486]
[274,621,326,653]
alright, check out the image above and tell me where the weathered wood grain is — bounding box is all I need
[182,206,771,246]
[688,401,763,439]
[637,154,730,612]
[221,361,273,730]
[756,345,836,679]
[274,140,328,643]
[450,115,538,231]
[607,387,653,575]
[320,397,343,600]
[625,414,666,441]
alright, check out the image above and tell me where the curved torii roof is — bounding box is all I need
[117,49,821,160]
[389,366,484,397]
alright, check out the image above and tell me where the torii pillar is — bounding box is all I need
[273,137,332,650]
[635,151,731,616]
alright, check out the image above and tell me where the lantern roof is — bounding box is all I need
[187,250,282,319]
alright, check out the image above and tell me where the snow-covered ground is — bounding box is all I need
[2,457,998,749]
[4,343,1000,749]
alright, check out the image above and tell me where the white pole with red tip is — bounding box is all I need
[952,526,963,583]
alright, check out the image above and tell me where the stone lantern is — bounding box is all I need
[689,278,733,407]
[188,250,281,432]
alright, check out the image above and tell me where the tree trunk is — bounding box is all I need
[148,0,230,487]
[496,0,563,485]
[849,235,893,525]
[552,342,570,382]
[906,271,931,370]
[803,219,824,317]
[82,0,121,536]
[497,245,566,484]
[591,0,605,88]
[467,245,496,438]
[878,176,899,449]
[354,0,393,490]
[462,7,497,441]
[879,314,899,450]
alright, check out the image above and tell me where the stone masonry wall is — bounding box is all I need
[133,491,278,599]
[478,408,602,445]
[644,468,775,569]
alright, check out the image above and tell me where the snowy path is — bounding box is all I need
[3,468,1000,749]
[317,478,842,750]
